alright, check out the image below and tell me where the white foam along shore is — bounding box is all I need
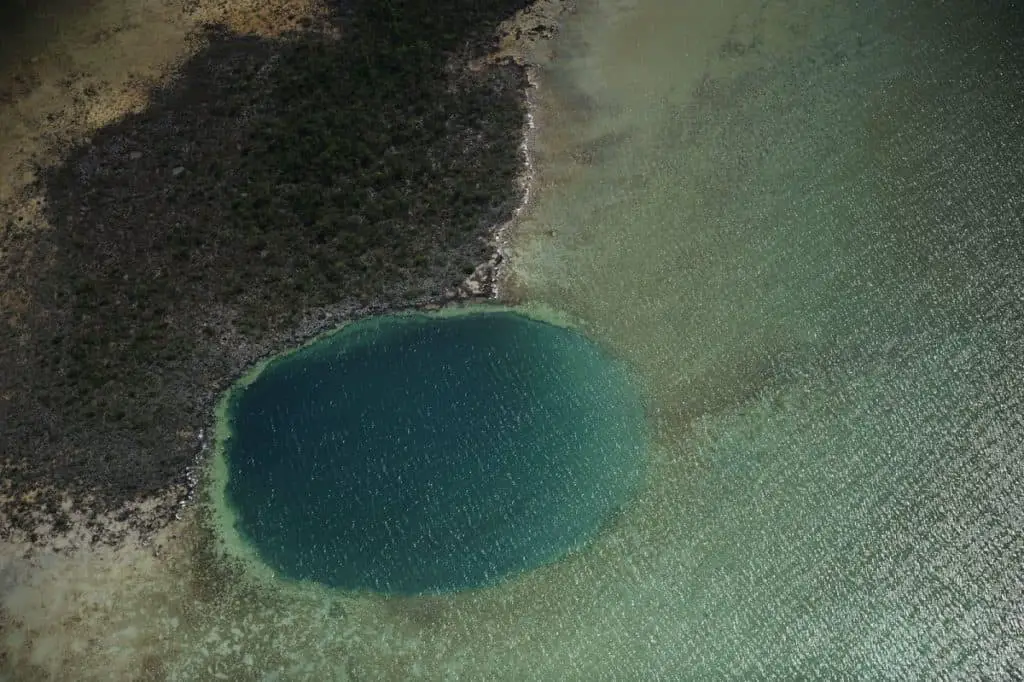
[464,0,573,300]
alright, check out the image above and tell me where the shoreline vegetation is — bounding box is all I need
[0,0,570,548]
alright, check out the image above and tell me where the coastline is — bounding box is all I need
[187,1,573,541]
[5,0,1024,678]
[474,0,572,300]
[0,0,572,553]
[0,4,582,673]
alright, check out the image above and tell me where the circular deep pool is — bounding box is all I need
[220,309,647,594]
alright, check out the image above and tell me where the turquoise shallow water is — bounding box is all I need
[500,0,1024,676]
[222,310,647,594]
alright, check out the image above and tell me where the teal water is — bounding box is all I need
[222,310,647,594]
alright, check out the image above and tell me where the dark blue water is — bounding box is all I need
[223,310,647,594]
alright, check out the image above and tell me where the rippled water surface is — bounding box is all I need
[3,0,1023,678]
[220,310,646,595]
[504,0,1024,675]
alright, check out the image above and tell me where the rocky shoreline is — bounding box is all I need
[0,0,571,551]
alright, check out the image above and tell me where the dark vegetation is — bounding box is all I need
[0,0,533,534]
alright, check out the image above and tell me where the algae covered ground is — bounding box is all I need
[0,0,547,537]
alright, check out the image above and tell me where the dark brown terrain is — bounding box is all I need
[0,0,549,542]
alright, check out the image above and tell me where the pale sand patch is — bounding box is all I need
[0,498,187,680]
